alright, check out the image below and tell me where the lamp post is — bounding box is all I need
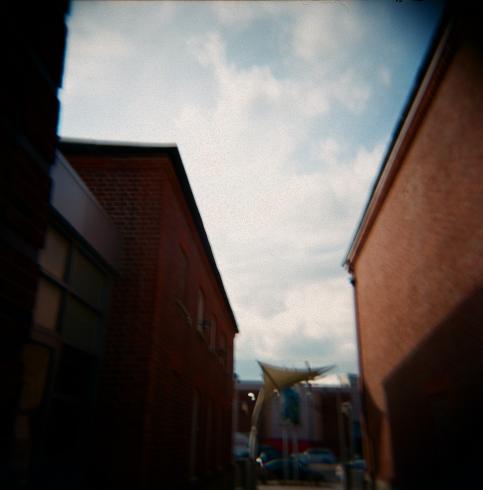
[338,400,354,489]
[246,362,333,490]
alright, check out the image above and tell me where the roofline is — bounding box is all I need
[58,138,239,334]
[344,5,456,271]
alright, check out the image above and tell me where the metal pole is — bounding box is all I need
[337,392,349,490]
[282,427,288,480]
[292,427,299,480]
[247,387,266,490]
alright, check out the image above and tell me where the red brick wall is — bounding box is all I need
[353,17,483,488]
[63,150,236,489]
[1,2,68,482]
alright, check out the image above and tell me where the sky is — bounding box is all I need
[59,0,444,381]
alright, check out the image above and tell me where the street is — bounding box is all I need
[258,483,341,490]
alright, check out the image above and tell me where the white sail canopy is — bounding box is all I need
[258,361,334,401]
[248,361,334,459]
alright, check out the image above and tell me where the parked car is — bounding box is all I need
[348,458,366,470]
[257,456,309,482]
[234,446,249,460]
[256,445,281,464]
[298,447,337,464]
[291,448,338,482]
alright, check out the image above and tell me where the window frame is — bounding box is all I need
[33,220,112,356]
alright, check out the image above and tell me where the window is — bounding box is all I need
[29,223,113,481]
[175,246,189,301]
[19,343,52,411]
[196,289,205,334]
[33,278,62,330]
[205,398,213,469]
[189,390,200,477]
[62,296,100,354]
[219,333,227,367]
[210,317,217,351]
[33,226,108,355]
[38,227,69,280]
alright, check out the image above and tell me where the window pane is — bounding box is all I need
[210,318,216,351]
[38,228,68,279]
[20,343,51,411]
[33,278,61,330]
[69,249,106,308]
[54,345,97,399]
[175,247,189,300]
[61,296,100,354]
[220,334,227,367]
[197,290,205,332]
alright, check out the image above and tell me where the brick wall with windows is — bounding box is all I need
[59,141,238,490]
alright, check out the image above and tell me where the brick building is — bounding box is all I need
[1,4,238,487]
[344,5,483,489]
[1,2,69,487]
[59,140,238,490]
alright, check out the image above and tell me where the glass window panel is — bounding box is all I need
[69,249,106,309]
[20,343,51,411]
[38,228,68,279]
[210,318,216,351]
[54,345,96,399]
[179,248,188,300]
[197,290,204,332]
[33,278,61,330]
[61,296,100,354]
[220,334,227,367]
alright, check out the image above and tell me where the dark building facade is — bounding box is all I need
[1,2,69,487]
[345,6,483,489]
[1,5,238,487]
[59,140,238,490]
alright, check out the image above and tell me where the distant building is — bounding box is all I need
[345,5,483,489]
[235,379,361,460]
[59,140,238,490]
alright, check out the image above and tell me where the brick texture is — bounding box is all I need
[352,13,483,489]
[61,148,237,490]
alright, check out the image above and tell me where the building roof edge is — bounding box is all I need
[343,5,456,271]
[58,138,239,334]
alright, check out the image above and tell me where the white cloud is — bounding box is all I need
[318,138,340,165]
[292,2,365,63]
[234,276,357,371]
[331,70,372,114]
[162,33,384,375]
[211,2,260,28]
[59,1,430,379]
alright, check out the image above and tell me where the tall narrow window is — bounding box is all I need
[177,247,189,301]
[34,227,69,330]
[31,224,112,482]
[189,390,199,477]
[210,317,217,351]
[226,339,232,375]
[219,333,227,367]
[197,289,205,333]
[38,227,69,280]
[33,278,62,330]
[206,399,212,469]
